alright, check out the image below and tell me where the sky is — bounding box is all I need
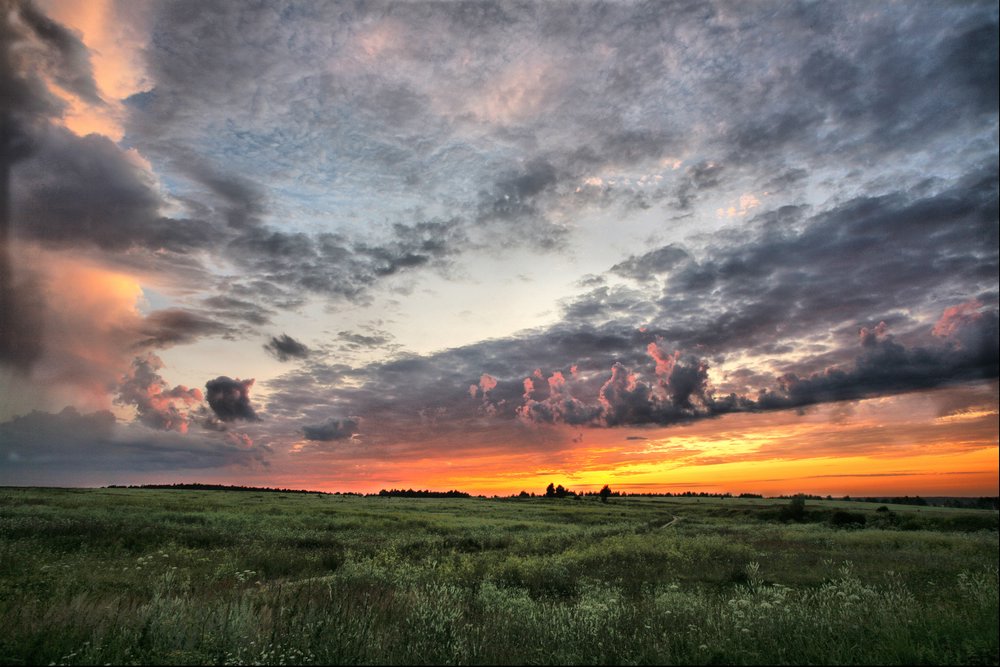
[0,0,997,496]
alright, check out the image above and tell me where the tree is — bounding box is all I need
[545,482,555,498]
[599,484,612,503]
[555,484,567,498]
[780,494,806,521]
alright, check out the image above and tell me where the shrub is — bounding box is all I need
[830,511,867,527]
[779,495,806,522]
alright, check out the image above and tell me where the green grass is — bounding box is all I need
[0,488,997,665]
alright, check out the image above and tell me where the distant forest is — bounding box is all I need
[103,484,998,509]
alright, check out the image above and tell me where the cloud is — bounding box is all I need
[581,164,999,359]
[302,417,360,442]
[338,330,392,349]
[12,127,213,252]
[0,260,44,373]
[205,376,259,422]
[15,0,103,105]
[201,295,274,326]
[759,314,999,410]
[88,0,994,315]
[225,218,467,304]
[263,334,310,362]
[0,405,268,481]
[116,353,203,432]
[262,295,997,451]
[137,308,233,348]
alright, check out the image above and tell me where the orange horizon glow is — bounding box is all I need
[208,388,999,497]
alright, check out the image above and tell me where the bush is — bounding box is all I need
[779,495,806,522]
[830,511,867,527]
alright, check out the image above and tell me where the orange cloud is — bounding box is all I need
[37,0,151,140]
[4,244,204,417]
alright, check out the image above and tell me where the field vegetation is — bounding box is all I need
[0,487,997,665]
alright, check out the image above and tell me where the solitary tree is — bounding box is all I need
[599,484,612,503]
[780,494,806,521]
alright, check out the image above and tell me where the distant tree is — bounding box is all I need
[545,483,556,498]
[780,494,806,522]
[518,490,530,498]
[555,484,567,498]
[599,484,612,503]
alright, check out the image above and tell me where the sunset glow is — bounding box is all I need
[1,0,997,497]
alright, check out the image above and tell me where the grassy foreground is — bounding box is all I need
[0,487,997,665]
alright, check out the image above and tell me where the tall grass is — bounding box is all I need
[0,488,996,665]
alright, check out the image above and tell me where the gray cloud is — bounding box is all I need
[12,128,213,252]
[302,417,360,442]
[264,334,310,362]
[581,164,999,359]
[205,376,259,422]
[137,309,234,348]
[0,406,268,480]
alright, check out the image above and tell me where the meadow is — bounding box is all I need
[0,487,997,665]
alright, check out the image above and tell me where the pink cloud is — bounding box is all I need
[117,353,203,433]
[479,373,498,394]
[933,300,983,338]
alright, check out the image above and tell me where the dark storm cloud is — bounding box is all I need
[205,376,259,422]
[0,406,268,478]
[264,334,310,362]
[302,417,360,442]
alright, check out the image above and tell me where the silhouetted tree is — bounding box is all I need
[555,484,567,498]
[599,484,612,503]
[780,494,806,521]
[545,483,556,498]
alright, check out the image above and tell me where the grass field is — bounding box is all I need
[0,487,997,665]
